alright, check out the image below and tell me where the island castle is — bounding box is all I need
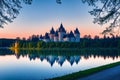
[39,23,80,42]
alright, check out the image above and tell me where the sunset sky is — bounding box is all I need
[0,0,105,39]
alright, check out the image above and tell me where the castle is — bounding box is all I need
[39,24,80,42]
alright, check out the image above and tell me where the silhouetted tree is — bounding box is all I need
[83,35,92,39]
[94,35,99,39]
[16,37,21,41]
[82,0,120,35]
[58,0,120,35]
[0,0,32,28]
[30,35,39,42]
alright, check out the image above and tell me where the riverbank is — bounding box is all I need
[50,61,120,80]
[79,65,120,80]
[10,47,119,50]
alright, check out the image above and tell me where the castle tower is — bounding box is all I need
[54,31,59,42]
[69,31,75,42]
[74,28,80,42]
[63,33,70,42]
[49,27,55,41]
[58,23,66,42]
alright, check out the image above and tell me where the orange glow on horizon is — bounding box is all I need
[0,23,105,39]
[0,29,103,39]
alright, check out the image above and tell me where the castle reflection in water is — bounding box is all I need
[0,49,120,67]
[15,52,81,66]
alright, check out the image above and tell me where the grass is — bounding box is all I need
[50,61,120,80]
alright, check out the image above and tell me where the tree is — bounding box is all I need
[0,0,32,28]
[37,41,42,48]
[28,42,33,48]
[58,0,120,35]
[94,35,99,39]
[82,0,120,35]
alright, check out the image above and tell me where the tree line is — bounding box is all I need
[13,36,120,49]
[0,35,120,48]
[0,39,16,47]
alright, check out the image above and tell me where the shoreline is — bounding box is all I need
[9,47,119,50]
[50,61,120,80]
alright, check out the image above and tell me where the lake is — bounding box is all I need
[0,49,120,80]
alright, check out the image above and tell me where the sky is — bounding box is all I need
[0,0,105,39]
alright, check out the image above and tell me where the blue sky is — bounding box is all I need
[0,0,105,38]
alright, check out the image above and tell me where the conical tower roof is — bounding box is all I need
[74,28,80,34]
[58,23,66,33]
[69,31,75,37]
[50,27,55,34]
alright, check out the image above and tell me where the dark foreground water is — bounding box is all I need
[0,49,120,80]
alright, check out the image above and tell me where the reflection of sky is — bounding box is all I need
[0,55,120,80]
[0,0,105,38]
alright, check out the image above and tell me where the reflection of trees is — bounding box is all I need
[11,49,120,66]
[1,49,120,67]
[0,49,13,56]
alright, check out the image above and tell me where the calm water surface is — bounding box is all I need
[0,49,120,80]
